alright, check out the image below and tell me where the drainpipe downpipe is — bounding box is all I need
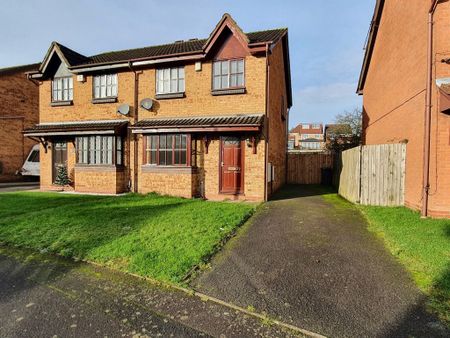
[128,62,140,193]
[264,43,270,202]
[422,0,439,217]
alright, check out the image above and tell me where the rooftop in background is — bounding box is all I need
[0,63,40,76]
[290,123,324,134]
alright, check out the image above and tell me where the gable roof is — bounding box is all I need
[37,27,287,72]
[357,0,385,94]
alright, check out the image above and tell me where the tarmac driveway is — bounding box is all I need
[192,185,448,338]
[0,182,39,192]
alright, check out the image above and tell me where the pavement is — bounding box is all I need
[192,185,449,338]
[0,181,40,192]
[0,248,303,338]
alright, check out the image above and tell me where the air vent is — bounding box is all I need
[174,40,184,44]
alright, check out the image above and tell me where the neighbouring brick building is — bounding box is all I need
[24,14,292,201]
[358,0,450,218]
[288,123,324,151]
[0,63,40,181]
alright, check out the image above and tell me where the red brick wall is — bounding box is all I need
[362,0,450,217]
[0,69,39,181]
[267,40,288,196]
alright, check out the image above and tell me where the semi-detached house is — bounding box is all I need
[24,14,292,201]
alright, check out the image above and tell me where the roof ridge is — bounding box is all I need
[89,38,207,58]
[88,28,286,59]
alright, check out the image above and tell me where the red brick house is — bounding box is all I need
[288,123,324,151]
[24,14,292,201]
[358,0,450,218]
[0,64,40,181]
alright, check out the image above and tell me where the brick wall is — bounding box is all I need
[267,40,288,195]
[0,68,39,181]
[362,0,450,217]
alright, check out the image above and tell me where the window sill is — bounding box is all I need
[141,165,197,174]
[92,97,118,104]
[50,100,73,107]
[75,165,124,172]
[211,88,246,96]
[155,92,185,100]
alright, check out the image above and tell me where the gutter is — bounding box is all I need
[422,0,440,217]
[264,43,271,201]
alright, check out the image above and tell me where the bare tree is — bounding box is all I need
[326,108,362,151]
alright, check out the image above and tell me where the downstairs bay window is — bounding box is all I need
[144,134,190,166]
[76,136,122,165]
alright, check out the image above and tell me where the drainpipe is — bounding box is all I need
[128,62,140,193]
[264,43,270,201]
[422,0,439,217]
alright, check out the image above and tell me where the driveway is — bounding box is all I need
[0,182,39,192]
[192,185,449,338]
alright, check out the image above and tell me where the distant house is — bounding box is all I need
[289,123,324,151]
[24,14,292,201]
[0,63,40,181]
[358,0,449,218]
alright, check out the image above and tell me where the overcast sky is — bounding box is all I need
[0,0,375,127]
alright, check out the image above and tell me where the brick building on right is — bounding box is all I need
[358,0,450,218]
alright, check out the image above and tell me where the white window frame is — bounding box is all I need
[76,136,122,165]
[212,59,245,90]
[93,74,118,99]
[156,67,185,94]
[52,77,73,102]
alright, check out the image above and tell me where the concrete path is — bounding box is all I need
[0,182,39,192]
[192,185,449,338]
[0,248,302,338]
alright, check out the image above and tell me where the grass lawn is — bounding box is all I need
[360,206,450,324]
[0,192,256,283]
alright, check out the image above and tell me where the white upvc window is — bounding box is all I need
[52,77,73,102]
[212,59,244,90]
[156,67,185,94]
[93,74,118,99]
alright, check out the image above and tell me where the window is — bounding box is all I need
[52,77,73,102]
[27,149,40,162]
[75,136,122,165]
[212,59,244,90]
[144,134,189,166]
[302,124,310,129]
[156,67,185,94]
[312,124,321,129]
[93,74,118,99]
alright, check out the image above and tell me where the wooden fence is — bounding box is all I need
[334,143,406,206]
[287,152,334,184]
[286,143,406,206]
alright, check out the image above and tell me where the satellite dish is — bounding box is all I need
[140,98,153,110]
[117,104,130,116]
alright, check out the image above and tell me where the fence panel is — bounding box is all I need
[360,143,406,206]
[287,152,334,184]
[337,146,361,203]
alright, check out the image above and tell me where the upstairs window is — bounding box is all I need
[144,134,189,166]
[93,74,118,99]
[212,59,244,90]
[76,136,122,166]
[52,77,73,102]
[156,67,185,94]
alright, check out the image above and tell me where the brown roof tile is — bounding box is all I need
[0,63,41,76]
[23,120,128,135]
[62,28,286,67]
[133,114,265,129]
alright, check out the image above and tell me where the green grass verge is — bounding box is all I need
[0,192,256,283]
[359,205,450,324]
